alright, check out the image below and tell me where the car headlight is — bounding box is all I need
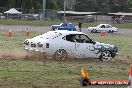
[113,46,118,52]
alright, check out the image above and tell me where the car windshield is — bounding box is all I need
[97,24,106,28]
[33,31,62,39]
[68,23,74,26]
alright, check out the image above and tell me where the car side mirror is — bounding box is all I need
[92,41,96,45]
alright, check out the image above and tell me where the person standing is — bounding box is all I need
[78,21,82,32]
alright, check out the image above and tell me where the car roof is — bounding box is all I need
[53,30,85,35]
[31,30,86,41]
[99,24,110,25]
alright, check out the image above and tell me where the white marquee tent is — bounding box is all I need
[4,8,22,14]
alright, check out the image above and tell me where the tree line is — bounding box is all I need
[0,0,132,13]
[74,0,132,13]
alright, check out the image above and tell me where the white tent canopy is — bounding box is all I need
[4,8,22,14]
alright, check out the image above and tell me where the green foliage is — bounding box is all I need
[74,0,97,12]
[46,0,58,10]
[1,0,131,13]
[128,0,132,9]
[6,0,58,10]
[74,0,129,12]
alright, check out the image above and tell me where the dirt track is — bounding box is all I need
[0,25,132,35]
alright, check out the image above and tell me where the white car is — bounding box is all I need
[88,24,118,33]
[24,30,118,61]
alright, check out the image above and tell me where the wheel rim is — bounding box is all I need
[53,49,67,61]
[101,51,112,61]
[93,29,97,33]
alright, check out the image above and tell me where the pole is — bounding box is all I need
[43,0,46,20]
[64,0,66,21]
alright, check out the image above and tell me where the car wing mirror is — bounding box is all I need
[92,41,96,45]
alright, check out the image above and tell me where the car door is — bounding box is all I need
[98,25,105,32]
[105,25,112,32]
[73,34,98,58]
[65,34,88,58]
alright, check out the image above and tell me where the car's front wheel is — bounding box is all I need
[91,29,97,33]
[108,30,114,33]
[52,49,67,61]
[99,50,112,61]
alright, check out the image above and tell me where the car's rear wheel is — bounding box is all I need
[99,50,112,61]
[111,30,114,33]
[52,49,67,61]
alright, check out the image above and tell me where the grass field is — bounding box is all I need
[0,30,131,88]
[1,19,132,29]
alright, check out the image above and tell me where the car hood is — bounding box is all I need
[112,27,118,29]
[88,27,96,28]
[96,41,115,48]
[92,41,118,54]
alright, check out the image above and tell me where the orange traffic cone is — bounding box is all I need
[128,64,132,88]
[101,31,108,36]
[8,30,13,37]
[26,28,30,39]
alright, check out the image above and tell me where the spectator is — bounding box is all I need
[63,20,68,26]
[78,21,82,32]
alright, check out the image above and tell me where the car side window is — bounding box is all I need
[65,34,76,42]
[74,34,93,43]
[61,23,67,26]
[68,23,74,27]
[101,25,105,28]
[106,25,111,28]
[65,34,94,43]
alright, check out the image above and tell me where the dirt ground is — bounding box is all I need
[0,50,50,61]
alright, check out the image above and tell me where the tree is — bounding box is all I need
[46,0,58,10]
[128,0,132,12]
[74,0,129,13]
[6,0,58,13]
[96,0,111,13]
[74,0,97,12]
[0,0,131,13]
[110,0,129,12]
[0,0,8,7]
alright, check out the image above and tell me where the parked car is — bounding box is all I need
[88,24,118,33]
[0,13,5,19]
[51,23,76,31]
[24,30,118,61]
[21,14,39,20]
